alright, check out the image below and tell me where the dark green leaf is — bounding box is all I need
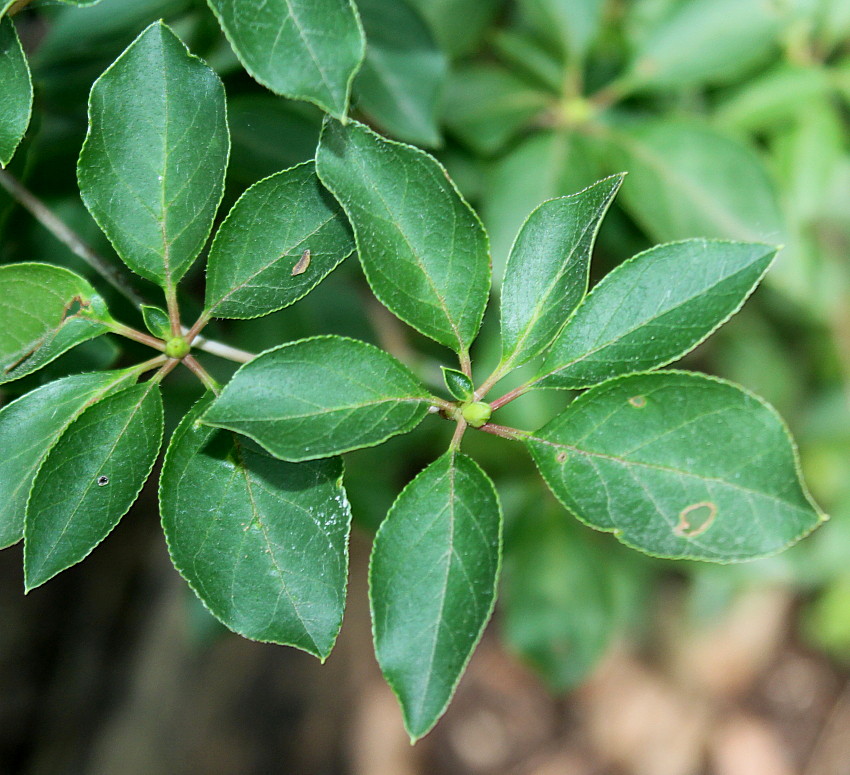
[0,16,31,167]
[316,119,490,355]
[537,240,776,389]
[0,368,136,549]
[405,0,500,57]
[25,381,164,589]
[204,161,354,319]
[141,304,171,339]
[370,451,501,740]
[608,121,784,246]
[206,0,365,119]
[528,371,824,561]
[203,336,431,461]
[441,366,474,402]
[500,174,623,371]
[160,396,351,658]
[77,21,229,288]
[519,0,604,61]
[442,64,550,156]
[353,0,447,148]
[0,263,113,385]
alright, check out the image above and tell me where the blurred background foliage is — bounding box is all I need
[2,0,850,771]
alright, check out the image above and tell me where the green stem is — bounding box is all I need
[490,381,533,411]
[183,354,220,395]
[0,169,144,308]
[106,321,166,352]
[449,419,467,450]
[164,285,181,338]
[476,422,530,442]
[127,354,168,376]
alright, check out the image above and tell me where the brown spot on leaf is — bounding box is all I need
[629,395,647,408]
[292,249,311,276]
[674,501,717,538]
[557,452,568,463]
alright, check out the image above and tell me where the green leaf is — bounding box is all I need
[441,366,474,402]
[442,64,550,156]
[519,0,605,62]
[77,21,229,289]
[24,381,164,589]
[203,336,431,461]
[528,371,824,562]
[0,17,31,167]
[204,161,354,320]
[482,130,601,277]
[205,0,365,119]
[316,119,490,355]
[0,263,113,385]
[405,0,501,57]
[369,451,501,740]
[536,239,776,389]
[500,174,623,371]
[353,0,447,148]
[626,0,785,90]
[0,368,136,549]
[141,304,171,340]
[160,396,351,658]
[608,121,785,244]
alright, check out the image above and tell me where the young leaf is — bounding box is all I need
[0,263,114,385]
[369,452,501,740]
[0,16,31,167]
[536,239,776,389]
[77,21,229,289]
[140,304,171,340]
[500,174,623,371]
[204,161,354,320]
[353,0,447,147]
[441,366,474,402]
[203,336,431,461]
[205,0,365,119]
[608,121,784,245]
[528,371,824,562]
[160,396,351,658]
[0,369,136,549]
[316,119,490,355]
[24,381,164,590]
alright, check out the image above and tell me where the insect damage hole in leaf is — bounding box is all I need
[674,501,718,538]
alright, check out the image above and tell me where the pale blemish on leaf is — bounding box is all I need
[674,501,717,538]
[556,451,568,463]
[292,249,311,276]
[628,395,647,408]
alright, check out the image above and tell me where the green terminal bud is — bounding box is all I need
[165,336,190,359]
[461,401,492,428]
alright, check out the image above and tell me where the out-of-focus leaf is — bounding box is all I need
[490,28,564,93]
[354,0,447,148]
[406,0,501,57]
[206,0,365,119]
[519,0,605,62]
[442,64,550,156]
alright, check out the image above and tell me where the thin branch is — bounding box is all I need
[152,358,181,383]
[184,311,211,344]
[164,285,181,338]
[490,382,532,411]
[191,334,255,364]
[0,169,144,307]
[127,354,168,376]
[183,355,220,395]
[449,419,467,450]
[476,422,530,442]
[107,322,166,352]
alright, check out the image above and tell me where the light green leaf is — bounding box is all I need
[0,263,113,385]
[206,0,365,119]
[406,0,500,57]
[0,368,137,549]
[369,451,501,740]
[316,119,490,355]
[519,0,605,61]
[203,336,431,462]
[483,130,601,277]
[528,371,824,562]
[500,174,623,371]
[204,161,354,320]
[609,121,785,244]
[160,396,351,658]
[626,0,785,90]
[140,304,171,340]
[442,64,550,156]
[24,381,164,589]
[536,239,776,389]
[441,366,474,402]
[77,21,229,289]
[353,0,447,148]
[0,16,31,167]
